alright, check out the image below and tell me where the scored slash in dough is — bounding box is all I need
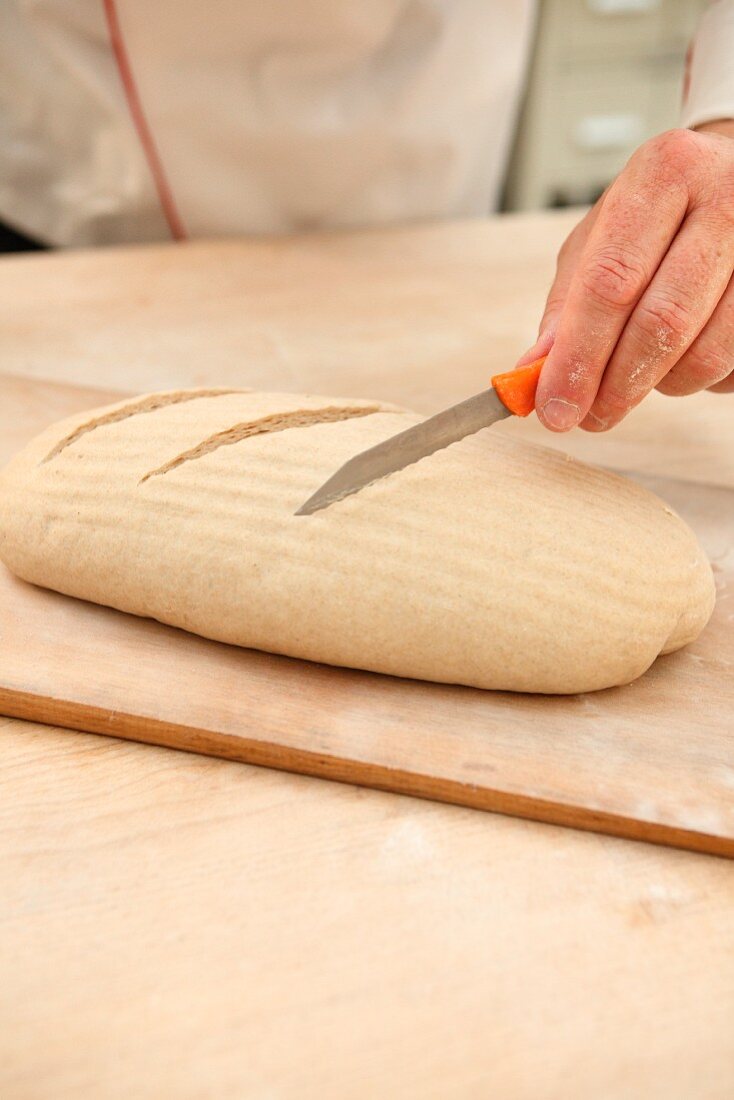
[0,388,716,694]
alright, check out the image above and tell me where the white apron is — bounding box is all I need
[0,0,536,245]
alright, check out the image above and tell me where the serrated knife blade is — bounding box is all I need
[295,356,545,516]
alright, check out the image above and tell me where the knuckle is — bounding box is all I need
[581,247,648,311]
[656,338,732,395]
[684,345,732,388]
[633,129,704,198]
[696,343,732,384]
[645,128,701,171]
[634,296,691,351]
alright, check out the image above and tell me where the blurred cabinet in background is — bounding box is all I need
[503,0,709,210]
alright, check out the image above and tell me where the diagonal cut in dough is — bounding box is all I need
[42,388,243,463]
[139,404,385,483]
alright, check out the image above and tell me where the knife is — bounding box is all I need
[295,355,546,516]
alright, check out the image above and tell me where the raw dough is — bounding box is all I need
[0,389,715,693]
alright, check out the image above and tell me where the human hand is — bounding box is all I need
[520,124,734,432]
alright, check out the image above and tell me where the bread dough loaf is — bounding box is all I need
[0,389,715,694]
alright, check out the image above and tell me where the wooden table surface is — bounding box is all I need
[1,211,733,1099]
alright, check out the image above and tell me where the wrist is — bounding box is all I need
[693,118,734,140]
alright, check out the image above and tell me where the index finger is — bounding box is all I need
[535,143,689,430]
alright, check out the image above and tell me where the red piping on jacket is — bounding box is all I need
[102,0,187,240]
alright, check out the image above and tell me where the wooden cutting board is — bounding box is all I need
[1,372,733,857]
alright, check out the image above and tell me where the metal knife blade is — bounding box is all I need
[295,386,510,515]
[295,355,546,516]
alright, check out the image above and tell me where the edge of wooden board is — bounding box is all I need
[3,686,731,860]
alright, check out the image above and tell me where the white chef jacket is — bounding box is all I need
[0,1,732,247]
[681,1,734,130]
[0,1,536,245]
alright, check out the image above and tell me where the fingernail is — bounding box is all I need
[541,397,581,431]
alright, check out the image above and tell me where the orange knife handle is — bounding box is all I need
[491,355,546,418]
